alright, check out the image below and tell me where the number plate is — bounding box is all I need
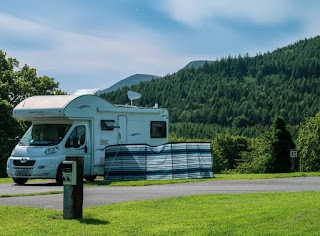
[15,169,32,176]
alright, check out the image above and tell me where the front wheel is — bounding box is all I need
[13,178,28,185]
[55,165,63,186]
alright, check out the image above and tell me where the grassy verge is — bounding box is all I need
[215,172,320,180]
[0,178,51,184]
[0,191,62,198]
[0,178,15,184]
[0,191,319,235]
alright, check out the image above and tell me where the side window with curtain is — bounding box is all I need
[65,125,86,148]
[150,121,167,138]
[101,120,119,131]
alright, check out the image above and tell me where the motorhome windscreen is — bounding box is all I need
[19,124,71,146]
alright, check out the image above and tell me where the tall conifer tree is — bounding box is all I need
[269,116,295,173]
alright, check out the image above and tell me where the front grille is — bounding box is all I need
[13,160,36,166]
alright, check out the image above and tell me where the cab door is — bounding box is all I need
[65,123,91,175]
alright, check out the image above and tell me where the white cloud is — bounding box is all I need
[158,0,320,54]
[0,12,45,34]
[73,88,100,95]
[0,12,192,92]
[161,0,294,27]
[25,28,187,75]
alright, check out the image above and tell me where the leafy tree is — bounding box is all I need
[237,117,295,174]
[0,99,24,177]
[0,50,65,177]
[296,113,320,171]
[212,134,248,173]
[269,116,295,173]
[236,134,273,173]
[0,50,62,106]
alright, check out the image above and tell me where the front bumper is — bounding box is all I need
[7,156,61,179]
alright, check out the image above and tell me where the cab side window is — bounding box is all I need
[65,125,86,148]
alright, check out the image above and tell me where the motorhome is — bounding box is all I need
[6,93,169,185]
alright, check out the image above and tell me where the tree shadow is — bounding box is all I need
[49,214,110,225]
[77,218,110,225]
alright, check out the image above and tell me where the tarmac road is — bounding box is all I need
[1,177,320,210]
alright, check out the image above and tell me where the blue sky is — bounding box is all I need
[0,0,319,94]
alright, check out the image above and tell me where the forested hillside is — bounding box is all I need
[102,36,320,139]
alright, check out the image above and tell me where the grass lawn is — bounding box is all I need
[0,191,63,198]
[0,191,319,235]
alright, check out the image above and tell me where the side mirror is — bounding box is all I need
[73,137,80,148]
[11,136,21,147]
[65,138,72,148]
[15,136,21,145]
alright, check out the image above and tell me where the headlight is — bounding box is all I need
[44,145,59,155]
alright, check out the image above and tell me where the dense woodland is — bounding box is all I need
[1,36,320,177]
[103,36,320,139]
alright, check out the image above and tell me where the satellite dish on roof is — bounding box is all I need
[127,90,142,106]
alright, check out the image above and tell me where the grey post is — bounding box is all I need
[63,156,83,219]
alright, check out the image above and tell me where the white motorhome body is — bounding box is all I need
[6,95,169,185]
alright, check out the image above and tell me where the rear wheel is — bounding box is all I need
[13,178,28,185]
[84,175,96,182]
[55,165,63,186]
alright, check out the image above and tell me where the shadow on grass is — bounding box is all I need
[77,218,110,225]
[50,214,110,225]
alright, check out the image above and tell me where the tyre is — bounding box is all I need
[84,175,96,182]
[55,165,63,186]
[13,178,28,185]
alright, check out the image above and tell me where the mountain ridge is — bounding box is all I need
[99,60,215,95]
[97,74,159,95]
[183,60,214,69]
